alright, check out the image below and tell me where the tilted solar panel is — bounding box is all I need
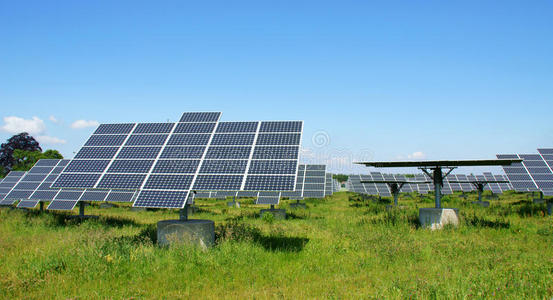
[51,112,303,209]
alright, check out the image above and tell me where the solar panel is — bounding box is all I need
[0,171,27,205]
[255,191,281,205]
[521,152,553,193]
[497,154,539,192]
[52,113,303,209]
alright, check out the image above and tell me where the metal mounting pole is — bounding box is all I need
[179,204,189,221]
[39,201,44,212]
[79,202,85,217]
[270,204,275,210]
[434,168,443,208]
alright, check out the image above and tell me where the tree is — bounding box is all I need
[11,149,63,171]
[0,132,42,172]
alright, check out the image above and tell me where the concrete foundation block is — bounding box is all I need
[157,219,215,249]
[547,202,552,216]
[131,207,147,212]
[471,201,490,208]
[260,209,286,220]
[419,208,459,230]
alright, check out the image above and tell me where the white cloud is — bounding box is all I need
[0,116,46,135]
[37,135,67,145]
[71,119,100,129]
[407,151,426,159]
[49,115,60,123]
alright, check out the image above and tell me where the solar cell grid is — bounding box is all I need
[85,135,127,146]
[74,147,120,159]
[174,122,216,133]
[133,123,174,134]
[94,123,135,135]
[179,112,221,123]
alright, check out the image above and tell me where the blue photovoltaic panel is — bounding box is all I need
[252,146,299,159]
[85,135,128,146]
[35,159,60,167]
[167,134,211,145]
[80,190,109,201]
[117,147,162,159]
[143,175,194,189]
[248,160,297,175]
[216,122,257,133]
[174,123,216,133]
[75,147,119,159]
[29,167,57,174]
[64,160,111,173]
[133,190,189,208]
[259,121,302,132]
[47,200,78,210]
[211,134,255,145]
[497,154,539,192]
[160,146,205,159]
[256,133,301,145]
[126,134,168,146]
[193,175,244,190]
[107,160,154,173]
[205,146,251,159]
[199,160,248,174]
[179,112,221,123]
[17,200,39,208]
[52,173,102,188]
[94,123,135,134]
[97,174,147,189]
[55,190,84,200]
[255,191,281,205]
[152,160,200,174]
[133,123,174,134]
[106,191,136,202]
[244,175,296,191]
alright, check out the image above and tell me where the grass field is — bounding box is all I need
[0,191,552,299]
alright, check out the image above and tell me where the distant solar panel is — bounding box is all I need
[497,154,539,192]
[0,171,27,205]
[51,112,303,209]
[255,191,281,205]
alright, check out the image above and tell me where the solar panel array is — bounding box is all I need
[51,112,303,209]
[0,159,137,210]
[281,164,327,200]
[346,172,513,196]
[0,171,27,205]
[498,148,553,195]
[324,173,338,196]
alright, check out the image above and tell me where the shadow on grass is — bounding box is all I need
[39,211,142,228]
[215,221,309,252]
[464,214,510,229]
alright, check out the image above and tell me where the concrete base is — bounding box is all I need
[290,202,306,209]
[419,208,459,230]
[131,207,147,212]
[533,198,545,204]
[99,203,115,208]
[157,219,215,249]
[260,209,286,220]
[227,202,240,208]
[472,201,490,208]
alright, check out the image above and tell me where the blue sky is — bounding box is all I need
[1,1,552,174]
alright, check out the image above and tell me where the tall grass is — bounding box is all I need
[0,191,552,298]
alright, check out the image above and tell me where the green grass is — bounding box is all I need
[0,191,552,299]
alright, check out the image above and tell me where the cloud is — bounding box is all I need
[71,119,100,129]
[407,151,426,159]
[49,115,60,124]
[0,116,46,135]
[37,135,67,145]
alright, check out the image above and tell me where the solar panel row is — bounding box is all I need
[346,172,513,196]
